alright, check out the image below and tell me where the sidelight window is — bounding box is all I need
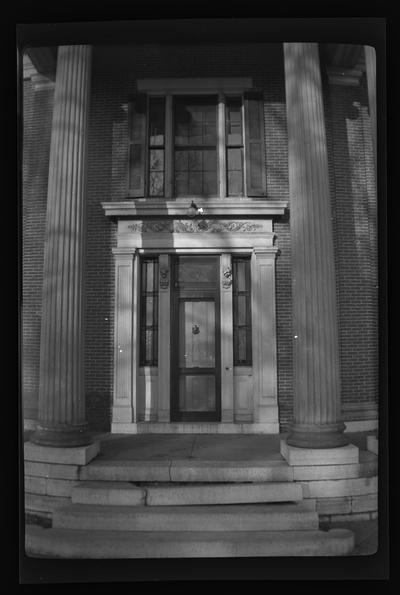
[139,258,159,366]
[232,256,252,366]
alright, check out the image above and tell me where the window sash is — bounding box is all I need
[232,256,252,366]
[129,90,265,199]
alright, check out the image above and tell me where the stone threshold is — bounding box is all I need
[111,422,280,434]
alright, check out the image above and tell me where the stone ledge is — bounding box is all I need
[302,476,378,499]
[25,476,79,497]
[344,420,378,432]
[25,492,71,514]
[320,511,377,523]
[293,458,377,481]
[316,496,352,515]
[351,494,378,513]
[24,441,100,466]
[280,440,359,466]
[24,461,80,480]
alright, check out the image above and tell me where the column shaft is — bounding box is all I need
[31,45,92,447]
[284,43,348,448]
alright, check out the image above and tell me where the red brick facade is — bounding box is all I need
[22,44,377,431]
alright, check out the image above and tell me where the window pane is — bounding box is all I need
[174,96,217,147]
[235,260,247,291]
[203,149,217,172]
[175,150,188,172]
[149,97,165,146]
[145,330,154,363]
[174,97,217,196]
[149,149,164,171]
[236,328,248,363]
[175,171,189,197]
[227,148,243,196]
[227,172,243,197]
[149,172,164,197]
[226,98,243,145]
[203,124,217,145]
[188,172,202,195]
[188,150,202,171]
[189,124,203,145]
[146,297,155,325]
[203,170,218,195]
[175,149,217,196]
[235,295,247,326]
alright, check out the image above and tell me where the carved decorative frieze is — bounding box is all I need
[127,220,263,233]
[159,267,169,289]
[221,266,233,289]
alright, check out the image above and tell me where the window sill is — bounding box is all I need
[102,197,288,218]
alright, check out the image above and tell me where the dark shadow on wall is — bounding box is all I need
[323,67,378,414]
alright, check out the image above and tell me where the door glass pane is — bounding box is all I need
[176,256,218,288]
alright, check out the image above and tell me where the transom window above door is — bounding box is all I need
[128,79,267,199]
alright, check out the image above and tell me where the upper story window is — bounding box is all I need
[128,79,266,199]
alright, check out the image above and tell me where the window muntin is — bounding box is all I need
[232,256,252,366]
[139,258,159,366]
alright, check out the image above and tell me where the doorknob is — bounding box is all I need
[192,324,200,334]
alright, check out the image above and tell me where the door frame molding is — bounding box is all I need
[111,218,279,433]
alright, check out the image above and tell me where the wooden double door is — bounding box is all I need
[171,256,221,422]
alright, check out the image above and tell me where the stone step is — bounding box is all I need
[80,459,293,483]
[71,480,303,506]
[26,525,355,558]
[53,502,318,532]
[144,481,303,506]
[72,482,146,506]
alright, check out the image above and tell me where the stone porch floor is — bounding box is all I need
[78,430,373,462]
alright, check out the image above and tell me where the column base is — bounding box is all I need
[281,439,359,466]
[30,422,92,448]
[24,440,100,465]
[286,422,349,449]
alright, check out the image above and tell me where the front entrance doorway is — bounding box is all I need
[171,255,221,421]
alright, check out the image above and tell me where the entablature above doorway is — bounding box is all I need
[101,198,288,219]
[113,218,277,252]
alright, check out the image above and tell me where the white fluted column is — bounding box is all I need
[31,45,92,447]
[283,43,348,448]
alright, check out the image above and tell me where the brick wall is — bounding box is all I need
[323,70,378,420]
[22,44,377,433]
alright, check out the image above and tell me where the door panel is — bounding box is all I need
[179,300,215,368]
[179,375,216,411]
